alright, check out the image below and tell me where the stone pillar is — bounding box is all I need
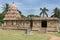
[25,22,26,27]
[3,21,6,26]
[39,21,41,32]
[13,21,16,26]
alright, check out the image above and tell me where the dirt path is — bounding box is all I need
[47,34,60,40]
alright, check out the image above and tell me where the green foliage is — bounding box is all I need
[21,14,26,18]
[35,15,40,17]
[27,14,35,17]
[0,14,4,24]
[2,3,9,17]
[40,7,49,17]
[0,14,3,19]
[58,31,60,33]
[27,14,40,18]
[0,3,9,24]
[17,10,22,14]
[48,32,60,37]
[0,20,4,23]
[51,7,60,19]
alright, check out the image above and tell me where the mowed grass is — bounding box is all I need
[48,31,60,37]
[0,29,48,40]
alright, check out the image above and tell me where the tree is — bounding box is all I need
[0,3,9,24]
[1,3,9,17]
[17,10,22,14]
[51,8,60,19]
[35,15,40,17]
[0,14,4,24]
[27,14,40,18]
[21,14,26,18]
[40,7,49,17]
[27,14,35,18]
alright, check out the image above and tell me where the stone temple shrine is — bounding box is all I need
[3,3,59,33]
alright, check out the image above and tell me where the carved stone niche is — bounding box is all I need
[13,21,16,25]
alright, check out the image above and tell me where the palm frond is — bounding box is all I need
[40,12,42,16]
[40,8,42,10]
[45,13,48,17]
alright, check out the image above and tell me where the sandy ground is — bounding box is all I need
[48,34,60,40]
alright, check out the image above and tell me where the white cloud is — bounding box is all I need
[0,0,60,17]
[0,5,3,7]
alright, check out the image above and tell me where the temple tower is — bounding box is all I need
[3,3,21,27]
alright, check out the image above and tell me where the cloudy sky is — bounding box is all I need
[0,0,60,17]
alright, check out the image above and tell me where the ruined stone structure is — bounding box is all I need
[3,3,59,32]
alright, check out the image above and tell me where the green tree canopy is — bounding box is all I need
[51,7,60,19]
[40,7,49,17]
[0,14,4,23]
[2,3,9,17]
[27,14,39,18]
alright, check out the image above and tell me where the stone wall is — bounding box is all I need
[32,20,41,30]
[3,20,30,29]
[16,20,30,28]
[47,20,58,32]
[3,20,58,32]
[3,21,17,27]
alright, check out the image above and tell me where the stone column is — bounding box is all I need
[13,21,16,26]
[3,21,6,26]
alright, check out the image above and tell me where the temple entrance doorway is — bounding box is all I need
[41,20,47,33]
[41,20,47,28]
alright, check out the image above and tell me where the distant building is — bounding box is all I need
[3,3,59,32]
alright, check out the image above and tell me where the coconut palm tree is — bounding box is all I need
[0,3,9,24]
[2,3,9,17]
[40,7,49,17]
[53,8,59,17]
[51,7,60,19]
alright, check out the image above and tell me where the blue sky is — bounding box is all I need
[0,0,60,17]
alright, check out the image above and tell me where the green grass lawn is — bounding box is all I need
[48,31,60,37]
[0,29,48,40]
